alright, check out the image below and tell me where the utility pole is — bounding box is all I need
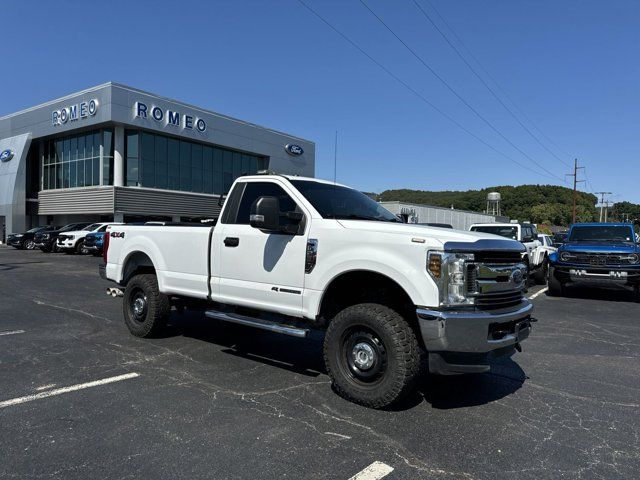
[595,192,612,222]
[604,202,612,222]
[566,159,585,224]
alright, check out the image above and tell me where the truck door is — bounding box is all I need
[212,180,309,316]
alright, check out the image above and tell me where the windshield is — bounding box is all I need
[470,225,518,240]
[291,180,401,222]
[569,226,634,243]
[83,223,101,231]
[26,226,45,233]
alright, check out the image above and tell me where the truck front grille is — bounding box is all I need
[465,257,526,310]
[570,252,636,266]
[475,290,524,311]
[474,251,523,264]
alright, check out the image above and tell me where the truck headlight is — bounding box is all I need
[427,251,474,307]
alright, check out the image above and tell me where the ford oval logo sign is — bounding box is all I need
[285,144,304,156]
[0,149,14,163]
[511,269,524,284]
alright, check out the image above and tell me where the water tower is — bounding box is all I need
[486,192,501,216]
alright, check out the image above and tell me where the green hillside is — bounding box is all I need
[378,185,598,226]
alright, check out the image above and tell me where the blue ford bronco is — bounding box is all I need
[548,223,640,300]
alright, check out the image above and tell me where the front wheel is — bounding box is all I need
[24,239,36,250]
[76,240,88,254]
[123,274,170,337]
[547,267,564,296]
[324,303,422,409]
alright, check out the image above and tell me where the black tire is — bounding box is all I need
[533,257,548,285]
[123,274,170,338]
[40,246,51,253]
[547,267,564,296]
[24,239,36,250]
[75,239,87,254]
[324,303,422,409]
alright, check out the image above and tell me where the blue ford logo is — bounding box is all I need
[285,144,304,156]
[511,269,524,284]
[0,149,14,162]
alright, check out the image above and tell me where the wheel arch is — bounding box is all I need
[121,250,156,286]
[317,269,417,326]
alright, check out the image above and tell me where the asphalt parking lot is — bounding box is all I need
[1,245,639,480]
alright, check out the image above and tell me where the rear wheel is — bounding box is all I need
[533,257,548,285]
[324,303,422,409]
[123,274,170,337]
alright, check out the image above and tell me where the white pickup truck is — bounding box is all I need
[101,174,533,408]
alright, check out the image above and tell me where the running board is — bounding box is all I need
[205,310,309,338]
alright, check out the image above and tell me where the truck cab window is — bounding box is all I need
[234,182,299,225]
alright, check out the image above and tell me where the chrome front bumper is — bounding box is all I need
[416,301,533,374]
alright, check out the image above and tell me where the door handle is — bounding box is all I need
[224,237,239,247]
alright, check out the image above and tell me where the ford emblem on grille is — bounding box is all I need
[511,269,524,284]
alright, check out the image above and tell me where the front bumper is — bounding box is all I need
[57,239,76,249]
[417,301,533,375]
[552,264,640,287]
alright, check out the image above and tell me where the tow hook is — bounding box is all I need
[106,287,124,298]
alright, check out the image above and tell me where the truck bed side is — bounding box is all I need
[106,225,213,299]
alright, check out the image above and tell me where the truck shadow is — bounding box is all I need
[166,311,326,378]
[551,285,637,303]
[167,311,527,411]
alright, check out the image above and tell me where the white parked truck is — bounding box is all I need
[101,175,533,408]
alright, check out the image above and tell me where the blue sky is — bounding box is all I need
[1,0,639,202]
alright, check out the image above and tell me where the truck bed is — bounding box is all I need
[105,224,214,299]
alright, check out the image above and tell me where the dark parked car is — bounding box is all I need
[548,223,640,300]
[34,223,92,253]
[83,231,106,256]
[552,231,568,248]
[6,226,59,250]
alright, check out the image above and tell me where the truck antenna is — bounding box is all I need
[333,130,338,184]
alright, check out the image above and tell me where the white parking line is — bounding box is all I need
[349,461,394,480]
[528,287,548,300]
[0,373,140,409]
[0,330,25,337]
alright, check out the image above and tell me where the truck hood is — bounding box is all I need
[560,242,639,254]
[336,220,525,251]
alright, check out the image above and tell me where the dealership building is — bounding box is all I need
[0,82,315,236]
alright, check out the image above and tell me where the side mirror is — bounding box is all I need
[250,196,280,232]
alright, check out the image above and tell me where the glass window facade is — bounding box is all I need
[125,130,268,194]
[41,129,114,190]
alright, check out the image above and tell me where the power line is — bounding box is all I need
[410,0,572,170]
[357,0,565,182]
[295,0,559,180]
[421,0,575,166]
